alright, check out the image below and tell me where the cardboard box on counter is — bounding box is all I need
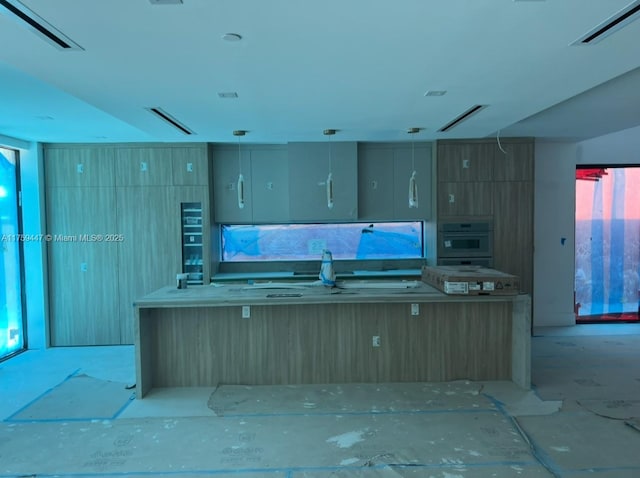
[421,265,520,295]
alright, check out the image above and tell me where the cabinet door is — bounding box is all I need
[493,181,533,293]
[47,187,120,345]
[116,147,173,186]
[437,143,494,182]
[437,182,493,217]
[393,144,432,220]
[212,147,253,224]
[251,148,290,222]
[45,147,115,188]
[493,141,534,182]
[358,146,394,220]
[116,186,181,343]
[171,146,208,186]
[288,142,358,221]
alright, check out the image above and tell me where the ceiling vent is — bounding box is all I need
[438,105,488,132]
[146,107,194,135]
[572,0,640,45]
[0,0,83,50]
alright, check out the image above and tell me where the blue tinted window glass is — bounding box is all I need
[221,222,423,262]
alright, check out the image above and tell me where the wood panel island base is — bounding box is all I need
[134,282,531,399]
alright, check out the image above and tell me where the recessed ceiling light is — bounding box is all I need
[222,33,242,42]
[36,115,54,120]
[424,90,447,97]
[218,92,239,98]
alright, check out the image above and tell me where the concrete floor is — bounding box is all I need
[1,324,640,477]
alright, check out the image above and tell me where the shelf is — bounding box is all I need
[184,243,202,247]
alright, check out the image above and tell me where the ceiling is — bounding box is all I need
[1,0,640,145]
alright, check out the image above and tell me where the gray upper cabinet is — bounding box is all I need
[288,142,358,221]
[358,143,432,221]
[392,144,432,220]
[250,147,290,222]
[212,146,253,224]
[358,146,395,219]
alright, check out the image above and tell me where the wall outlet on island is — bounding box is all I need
[242,305,250,318]
[372,335,381,347]
[411,303,419,316]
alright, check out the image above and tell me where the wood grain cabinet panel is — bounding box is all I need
[493,181,534,294]
[116,186,181,343]
[45,147,115,188]
[437,181,493,217]
[492,142,534,182]
[46,187,120,346]
[437,143,494,182]
[171,146,208,186]
[116,147,173,186]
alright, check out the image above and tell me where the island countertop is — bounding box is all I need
[135,280,525,309]
[134,281,531,398]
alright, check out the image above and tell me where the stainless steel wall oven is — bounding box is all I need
[437,220,493,267]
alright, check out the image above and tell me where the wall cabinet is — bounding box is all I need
[358,143,432,221]
[212,145,289,224]
[288,141,358,221]
[45,144,209,345]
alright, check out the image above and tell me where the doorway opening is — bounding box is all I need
[575,166,640,323]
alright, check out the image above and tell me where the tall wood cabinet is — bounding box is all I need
[45,144,209,345]
[436,139,534,294]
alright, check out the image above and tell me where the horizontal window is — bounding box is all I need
[221,222,423,262]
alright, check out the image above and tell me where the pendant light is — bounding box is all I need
[233,129,247,209]
[407,127,420,208]
[324,129,336,209]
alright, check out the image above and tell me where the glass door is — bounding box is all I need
[575,166,640,322]
[0,147,25,359]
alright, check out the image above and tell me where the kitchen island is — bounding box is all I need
[134,281,530,399]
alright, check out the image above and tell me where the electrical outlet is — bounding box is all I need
[80,262,88,272]
[76,164,83,174]
[449,193,455,203]
[411,303,419,316]
[462,159,470,169]
[372,336,381,347]
[242,305,251,318]
[186,162,193,172]
[140,161,148,172]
